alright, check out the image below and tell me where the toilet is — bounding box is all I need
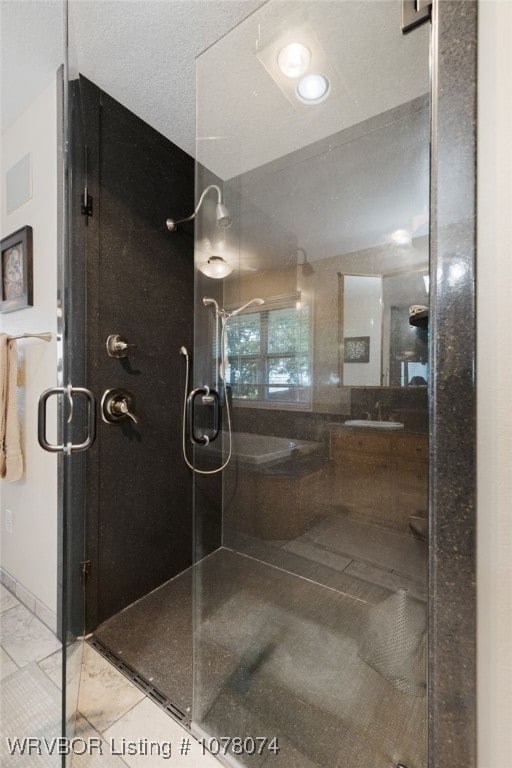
[409,514,428,542]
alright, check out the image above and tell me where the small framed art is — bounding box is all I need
[344,336,370,363]
[0,226,33,313]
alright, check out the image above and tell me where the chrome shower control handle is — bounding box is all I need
[106,334,137,358]
[101,388,139,424]
[110,398,139,424]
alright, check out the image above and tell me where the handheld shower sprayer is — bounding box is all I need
[202,297,220,313]
[166,184,232,232]
[228,298,265,317]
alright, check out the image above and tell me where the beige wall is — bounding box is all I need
[477,2,512,765]
[0,77,59,615]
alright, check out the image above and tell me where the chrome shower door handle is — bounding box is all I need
[186,386,220,446]
[38,386,97,454]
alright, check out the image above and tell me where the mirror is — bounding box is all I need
[341,267,429,388]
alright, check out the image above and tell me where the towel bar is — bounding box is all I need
[9,332,52,342]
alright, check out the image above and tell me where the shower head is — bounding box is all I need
[215,202,232,229]
[229,298,265,317]
[166,184,232,232]
[180,346,189,357]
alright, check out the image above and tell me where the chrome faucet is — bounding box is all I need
[363,411,372,421]
[375,401,382,421]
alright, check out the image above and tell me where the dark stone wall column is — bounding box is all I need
[429,2,477,765]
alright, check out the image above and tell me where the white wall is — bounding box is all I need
[343,275,382,386]
[0,77,59,615]
[477,2,512,766]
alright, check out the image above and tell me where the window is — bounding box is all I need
[226,298,311,407]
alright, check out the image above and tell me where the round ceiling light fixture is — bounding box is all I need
[296,73,330,104]
[277,42,311,78]
[390,228,413,246]
[197,256,233,279]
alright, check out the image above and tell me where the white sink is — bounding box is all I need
[345,420,404,430]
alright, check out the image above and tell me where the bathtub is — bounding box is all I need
[207,431,322,465]
[215,431,328,540]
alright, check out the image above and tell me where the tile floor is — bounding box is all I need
[227,511,427,601]
[0,583,221,767]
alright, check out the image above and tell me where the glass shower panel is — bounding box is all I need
[194,2,430,766]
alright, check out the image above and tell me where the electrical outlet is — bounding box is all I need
[5,509,13,534]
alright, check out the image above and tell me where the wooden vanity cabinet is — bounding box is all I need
[329,426,428,530]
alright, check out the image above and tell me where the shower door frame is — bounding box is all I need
[428,1,477,764]
[59,1,478,765]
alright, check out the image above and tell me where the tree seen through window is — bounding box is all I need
[226,303,311,405]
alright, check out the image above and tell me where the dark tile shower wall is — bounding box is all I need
[74,77,221,629]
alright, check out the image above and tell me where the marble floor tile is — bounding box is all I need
[104,698,221,767]
[0,603,61,668]
[0,583,20,613]
[71,714,129,768]
[78,644,145,734]
[38,646,63,689]
[345,560,426,600]
[35,600,57,634]
[0,646,18,679]
[310,516,427,581]
[0,662,61,767]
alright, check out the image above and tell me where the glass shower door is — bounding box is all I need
[192,2,431,766]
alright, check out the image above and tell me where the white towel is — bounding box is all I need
[0,334,24,481]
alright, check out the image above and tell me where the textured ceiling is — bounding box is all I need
[1,0,65,131]
[1,0,263,135]
[67,0,264,161]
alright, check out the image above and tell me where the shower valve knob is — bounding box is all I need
[106,334,137,358]
[101,388,139,425]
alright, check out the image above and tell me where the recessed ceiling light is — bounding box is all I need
[296,73,330,104]
[390,228,412,246]
[277,42,311,78]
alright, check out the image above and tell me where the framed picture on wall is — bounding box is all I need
[0,226,33,313]
[344,336,370,363]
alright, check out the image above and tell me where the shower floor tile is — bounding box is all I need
[95,566,194,716]
[94,547,427,768]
